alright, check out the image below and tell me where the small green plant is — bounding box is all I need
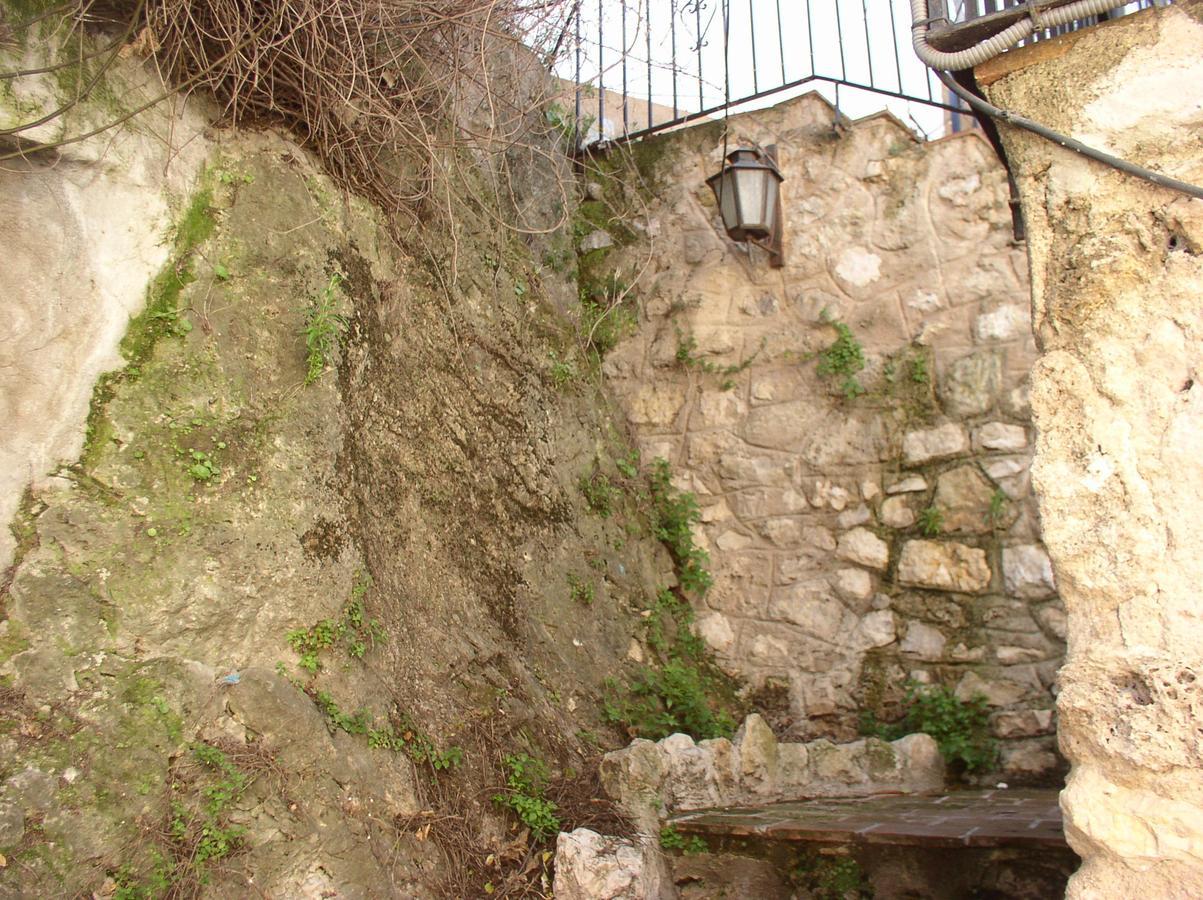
[917,505,943,536]
[579,274,636,360]
[862,683,998,774]
[659,825,707,854]
[789,851,869,899]
[909,352,930,384]
[615,450,639,479]
[115,741,255,895]
[302,273,347,384]
[548,351,577,387]
[567,573,595,605]
[648,459,712,595]
[604,660,735,742]
[674,329,762,389]
[579,468,618,517]
[989,488,1008,526]
[817,318,866,400]
[186,449,219,483]
[492,753,560,842]
[285,571,383,674]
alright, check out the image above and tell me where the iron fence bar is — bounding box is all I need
[597,0,604,140]
[647,0,654,130]
[887,0,905,92]
[668,0,678,119]
[573,0,581,145]
[834,0,849,81]
[696,0,704,112]
[805,0,816,77]
[749,0,759,94]
[622,1,629,135]
[862,0,876,88]
[775,0,786,83]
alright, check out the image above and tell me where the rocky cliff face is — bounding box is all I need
[981,3,1203,897]
[0,20,679,898]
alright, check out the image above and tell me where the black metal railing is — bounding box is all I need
[555,0,961,146]
[553,0,1159,147]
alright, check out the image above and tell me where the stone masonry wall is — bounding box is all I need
[981,3,1203,895]
[601,93,1064,780]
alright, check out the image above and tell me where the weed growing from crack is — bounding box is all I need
[817,316,866,400]
[917,505,943,537]
[302,272,347,385]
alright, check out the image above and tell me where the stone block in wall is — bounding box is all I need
[833,568,875,604]
[973,422,1027,451]
[900,621,948,660]
[975,304,1029,343]
[897,540,991,593]
[902,424,969,465]
[978,597,1042,636]
[881,496,916,528]
[853,610,897,650]
[1000,739,1060,782]
[991,709,1055,739]
[767,585,850,643]
[626,383,687,428]
[886,474,928,494]
[939,349,1003,417]
[599,739,667,833]
[717,449,790,488]
[836,528,890,570]
[955,670,1034,708]
[1002,545,1056,600]
[934,465,998,534]
[892,592,968,629]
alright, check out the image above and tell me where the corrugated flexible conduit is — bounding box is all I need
[911,0,1203,201]
[911,0,1124,70]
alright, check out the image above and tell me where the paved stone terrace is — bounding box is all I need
[667,789,1066,851]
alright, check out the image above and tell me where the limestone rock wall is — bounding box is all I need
[980,2,1203,895]
[602,93,1064,779]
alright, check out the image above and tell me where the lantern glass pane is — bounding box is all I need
[715,171,740,233]
[762,175,779,235]
[734,166,769,235]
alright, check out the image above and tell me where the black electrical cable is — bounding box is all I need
[937,71,1203,202]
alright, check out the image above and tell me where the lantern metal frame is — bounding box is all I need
[705,144,785,269]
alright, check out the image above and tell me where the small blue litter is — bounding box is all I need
[223,672,241,684]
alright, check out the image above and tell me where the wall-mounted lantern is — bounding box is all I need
[705,145,785,268]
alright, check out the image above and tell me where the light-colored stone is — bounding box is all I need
[886,475,928,495]
[992,709,1055,738]
[836,504,872,529]
[902,424,969,465]
[599,740,666,832]
[973,422,1027,451]
[880,496,915,528]
[939,349,1002,417]
[1000,742,1060,779]
[1003,545,1056,600]
[955,670,1030,707]
[983,456,1030,480]
[734,713,779,797]
[836,528,889,571]
[934,465,996,534]
[697,613,735,654]
[897,540,991,593]
[900,621,947,660]
[833,568,874,602]
[975,304,1029,342]
[553,829,671,900]
[855,610,897,649]
[579,229,615,253]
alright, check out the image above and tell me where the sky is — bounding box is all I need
[551,0,957,143]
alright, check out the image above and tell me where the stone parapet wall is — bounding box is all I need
[602,92,1063,780]
[599,714,944,834]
